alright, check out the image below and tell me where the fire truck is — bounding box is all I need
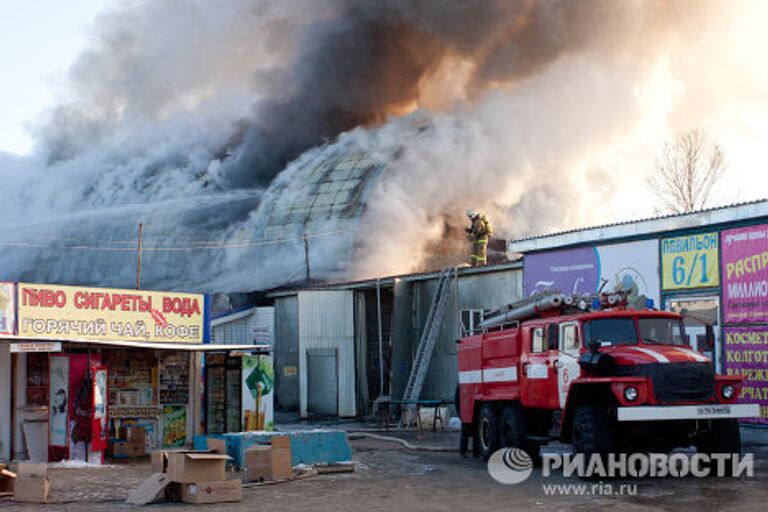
[457,292,761,460]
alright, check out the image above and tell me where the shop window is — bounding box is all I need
[26,353,49,406]
[531,327,545,353]
[667,296,720,370]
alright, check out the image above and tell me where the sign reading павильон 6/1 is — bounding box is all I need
[722,225,768,323]
[17,283,204,343]
[661,232,719,290]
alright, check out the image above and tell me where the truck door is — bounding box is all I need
[521,325,559,409]
[557,322,582,409]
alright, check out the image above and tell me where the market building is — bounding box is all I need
[0,283,271,463]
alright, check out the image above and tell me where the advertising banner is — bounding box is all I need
[242,355,274,431]
[661,232,720,290]
[49,355,69,448]
[722,326,768,423]
[0,282,15,335]
[721,225,768,323]
[17,283,205,343]
[524,246,599,296]
[524,240,660,307]
[162,405,187,447]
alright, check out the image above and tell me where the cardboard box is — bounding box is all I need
[125,473,172,505]
[181,480,242,504]
[167,452,228,484]
[207,437,227,455]
[271,435,291,449]
[14,463,49,503]
[120,426,147,444]
[271,447,292,480]
[150,451,167,474]
[245,445,271,482]
[245,444,292,482]
[0,464,16,494]
[110,440,146,458]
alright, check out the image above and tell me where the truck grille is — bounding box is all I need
[617,362,715,404]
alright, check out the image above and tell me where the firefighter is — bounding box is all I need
[465,209,492,266]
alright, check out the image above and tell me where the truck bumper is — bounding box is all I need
[617,403,761,422]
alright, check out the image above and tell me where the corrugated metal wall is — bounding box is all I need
[274,296,299,411]
[298,291,356,418]
[212,307,275,345]
[212,315,249,343]
[407,268,523,402]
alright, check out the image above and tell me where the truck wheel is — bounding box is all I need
[572,405,615,458]
[477,405,500,461]
[696,418,741,476]
[500,404,540,461]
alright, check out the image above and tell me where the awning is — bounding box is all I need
[0,335,270,352]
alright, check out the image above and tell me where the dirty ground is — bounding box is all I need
[2,427,768,511]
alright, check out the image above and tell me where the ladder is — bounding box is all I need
[399,268,454,427]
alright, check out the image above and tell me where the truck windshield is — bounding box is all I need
[638,318,687,346]
[583,318,637,346]
[583,317,687,347]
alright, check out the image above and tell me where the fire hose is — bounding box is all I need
[347,432,457,452]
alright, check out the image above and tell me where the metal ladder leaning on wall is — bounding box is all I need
[398,267,455,428]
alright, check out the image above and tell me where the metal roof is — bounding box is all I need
[254,142,388,241]
[508,199,768,254]
[265,259,523,297]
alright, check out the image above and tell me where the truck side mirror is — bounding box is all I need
[705,324,715,350]
[587,339,601,353]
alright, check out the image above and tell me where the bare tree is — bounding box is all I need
[647,129,725,214]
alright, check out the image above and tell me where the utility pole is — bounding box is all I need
[303,234,311,282]
[136,222,143,290]
[376,278,384,397]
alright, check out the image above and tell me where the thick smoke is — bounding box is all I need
[0,0,766,290]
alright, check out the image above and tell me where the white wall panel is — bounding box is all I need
[298,291,355,417]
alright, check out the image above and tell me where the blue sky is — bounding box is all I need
[0,0,110,155]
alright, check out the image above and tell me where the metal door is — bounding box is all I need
[298,290,355,417]
[307,348,338,416]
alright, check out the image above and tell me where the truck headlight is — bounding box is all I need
[624,387,639,402]
[722,385,735,399]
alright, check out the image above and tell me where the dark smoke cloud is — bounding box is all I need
[220,0,659,187]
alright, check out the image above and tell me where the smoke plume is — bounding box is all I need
[0,0,766,290]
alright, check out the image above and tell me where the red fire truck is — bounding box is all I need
[457,292,760,460]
